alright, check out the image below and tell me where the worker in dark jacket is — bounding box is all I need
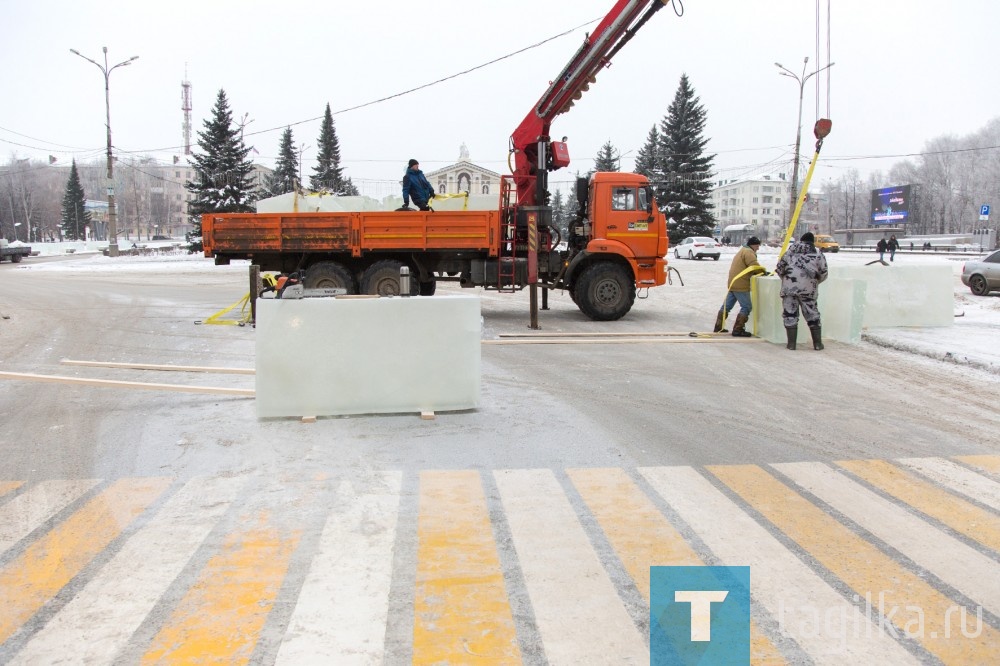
[402,159,435,211]
[714,236,765,337]
[775,232,829,350]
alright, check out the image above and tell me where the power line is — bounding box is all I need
[131,17,604,155]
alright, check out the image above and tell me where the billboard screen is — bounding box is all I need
[870,185,911,225]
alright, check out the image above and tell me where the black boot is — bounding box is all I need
[713,311,728,333]
[732,313,752,337]
[785,326,797,350]
[809,325,824,350]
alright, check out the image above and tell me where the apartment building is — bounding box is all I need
[710,174,790,243]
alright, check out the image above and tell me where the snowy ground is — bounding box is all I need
[9,243,1000,376]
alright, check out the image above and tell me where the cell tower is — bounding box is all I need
[181,67,192,155]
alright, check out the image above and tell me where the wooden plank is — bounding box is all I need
[0,371,254,396]
[60,359,255,374]
[499,331,726,338]
[483,337,760,345]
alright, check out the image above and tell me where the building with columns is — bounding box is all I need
[425,144,501,196]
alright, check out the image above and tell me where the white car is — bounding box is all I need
[961,248,1000,295]
[673,236,720,260]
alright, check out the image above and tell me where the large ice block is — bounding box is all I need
[255,295,481,418]
[828,264,953,328]
[753,275,867,344]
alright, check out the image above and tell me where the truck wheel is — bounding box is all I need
[573,262,635,321]
[419,280,437,296]
[10,254,21,263]
[360,260,419,296]
[304,261,356,293]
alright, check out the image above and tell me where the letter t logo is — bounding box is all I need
[674,590,729,641]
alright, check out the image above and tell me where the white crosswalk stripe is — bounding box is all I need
[274,474,401,665]
[0,456,998,665]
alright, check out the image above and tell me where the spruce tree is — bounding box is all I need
[593,141,620,172]
[265,127,298,196]
[186,89,256,251]
[310,103,346,193]
[60,159,91,241]
[657,74,716,243]
[633,125,660,182]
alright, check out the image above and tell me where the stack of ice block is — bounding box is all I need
[752,263,953,345]
[828,264,953,328]
[255,295,481,418]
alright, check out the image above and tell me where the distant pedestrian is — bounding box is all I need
[402,159,435,211]
[775,232,829,350]
[887,235,899,262]
[876,237,888,262]
[714,236,765,337]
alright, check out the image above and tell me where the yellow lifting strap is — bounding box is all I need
[778,118,832,260]
[428,192,471,211]
[197,293,252,326]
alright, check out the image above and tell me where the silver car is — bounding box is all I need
[961,249,1000,295]
[673,236,721,260]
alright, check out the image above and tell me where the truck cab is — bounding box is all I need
[563,172,669,319]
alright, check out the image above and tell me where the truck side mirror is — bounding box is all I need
[575,177,589,214]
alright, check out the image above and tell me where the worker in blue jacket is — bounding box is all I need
[402,159,435,211]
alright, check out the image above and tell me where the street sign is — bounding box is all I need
[982,204,991,216]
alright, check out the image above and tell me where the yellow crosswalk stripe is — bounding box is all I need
[140,511,301,664]
[837,459,1000,554]
[954,454,1000,477]
[709,464,1000,665]
[567,467,786,665]
[0,481,23,497]
[413,470,520,664]
[0,477,170,644]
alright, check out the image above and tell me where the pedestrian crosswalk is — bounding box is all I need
[1,456,998,664]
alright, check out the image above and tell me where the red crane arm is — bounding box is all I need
[510,0,672,206]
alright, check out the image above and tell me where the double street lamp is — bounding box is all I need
[775,57,834,216]
[70,47,139,257]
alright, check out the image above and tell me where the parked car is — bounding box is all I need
[151,234,171,241]
[673,236,720,260]
[813,234,840,253]
[961,249,1000,295]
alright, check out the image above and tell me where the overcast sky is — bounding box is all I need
[3,0,999,198]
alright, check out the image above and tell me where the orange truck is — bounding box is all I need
[204,172,667,320]
[203,1,675,320]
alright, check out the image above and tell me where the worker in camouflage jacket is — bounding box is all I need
[775,232,829,350]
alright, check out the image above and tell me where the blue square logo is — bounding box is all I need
[650,566,750,665]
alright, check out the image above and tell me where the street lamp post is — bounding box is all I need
[775,57,834,217]
[70,47,139,258]
[13,223,22,242]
